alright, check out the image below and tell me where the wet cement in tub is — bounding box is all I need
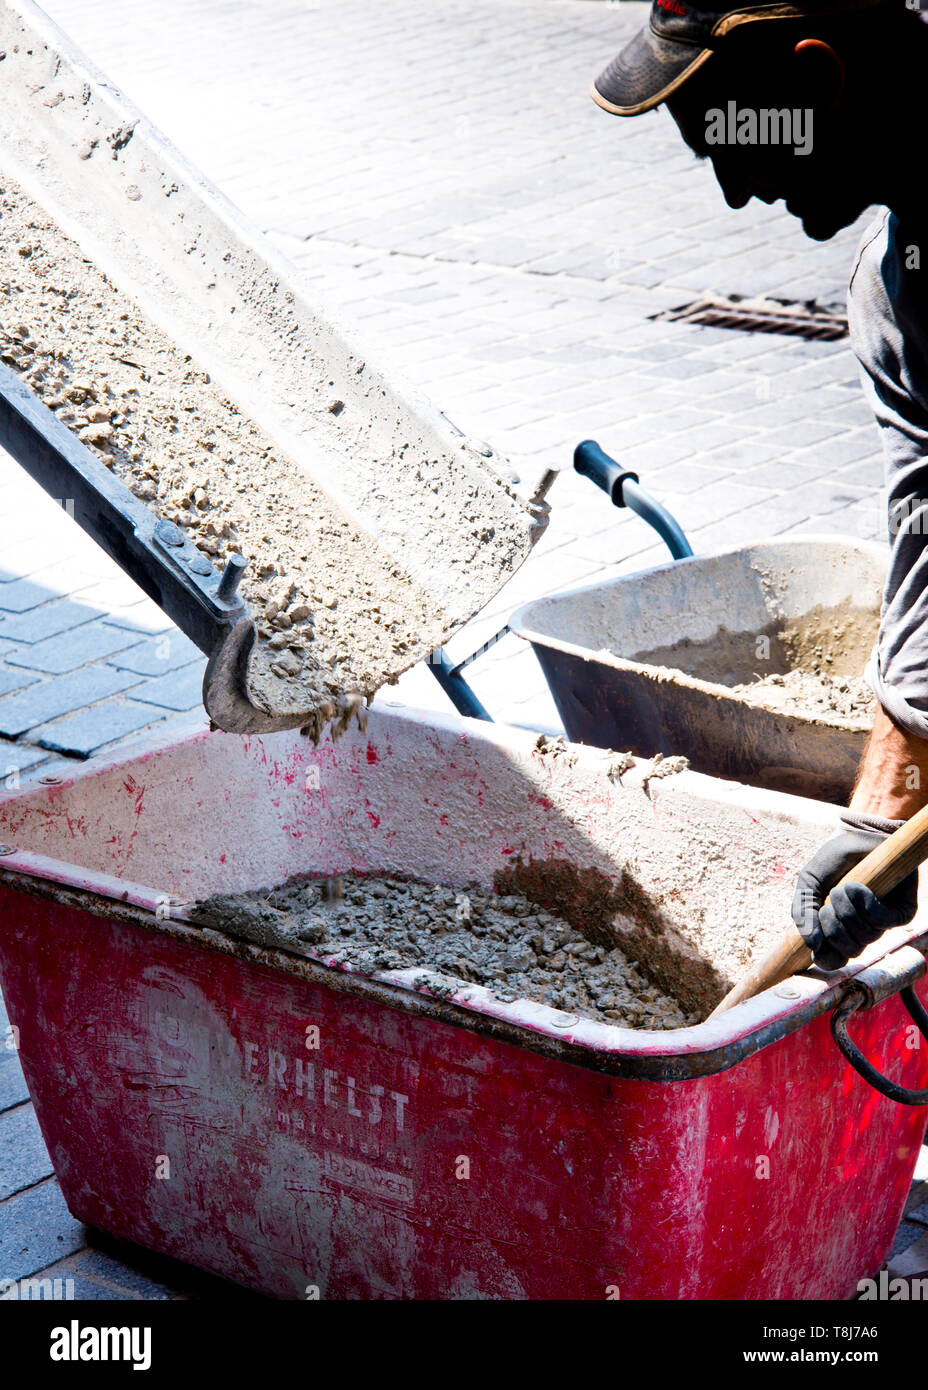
[194,874,698,1030]
[630,599,878,725]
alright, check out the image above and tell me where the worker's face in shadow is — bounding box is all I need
[665,39,869,242]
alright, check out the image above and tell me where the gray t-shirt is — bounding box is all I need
[848,208,928,738]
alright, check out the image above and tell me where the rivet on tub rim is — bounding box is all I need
[549,1012,580,1028]
[774,984,802,999]
[39,775,62,785]
[0,844,15,855]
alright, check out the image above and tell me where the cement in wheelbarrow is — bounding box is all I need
[0,708,926,1299]
[510,536,886,802]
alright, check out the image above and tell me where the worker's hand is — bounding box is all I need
[791,812,918,970]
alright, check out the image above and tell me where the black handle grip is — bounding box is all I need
[573,439,639,507]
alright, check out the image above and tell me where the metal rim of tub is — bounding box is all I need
[2,860,928,1095]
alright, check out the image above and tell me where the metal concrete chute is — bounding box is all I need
[0,0,543,731]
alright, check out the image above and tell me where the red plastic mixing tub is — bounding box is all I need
[0,706,926,1300]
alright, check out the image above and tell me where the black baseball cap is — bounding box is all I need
[591,0,888,117]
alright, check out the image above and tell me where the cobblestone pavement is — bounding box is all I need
[0,0,922,1299]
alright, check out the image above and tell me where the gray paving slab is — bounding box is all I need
[0,666,142,739]
[0,1051,29,1115]
[107,630,202,676]
[101,607,174,635]
[0,576,82,616]
[0,598,105,645]
[888,1228,928,1278]
[71,1249,181,1301]
[0,1178,86,1283]
[6,621,143,676]
[129,661,206,712]
[0,743,51,780]
[0,1103,54,1201]
[35,700,170,758]
[0,668,39,701]
[904,1181,928,1218]
[33,1272,142,1300]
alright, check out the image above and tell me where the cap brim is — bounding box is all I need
[591,25,712,116]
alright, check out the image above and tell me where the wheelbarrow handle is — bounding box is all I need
[709,800,928,1018]
[573,440,693,561]
[574,440,639,506]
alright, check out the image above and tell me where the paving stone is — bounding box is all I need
[888,1218,926,1260]
[888,1228,928,1278]
[0,539,82,586]
[31,1272,140,1300]
[684,508,798,555]
[0,743,50,782]
[0,1048,29,1114]
[736,395,837,429]
[0,1102,54,1200]
[6,621,143,676]
[908,1194,928,1224]
[0,576,74,615]
[0,668,39,700]
[75,575,157,613]
[106,630,202,675]
[0,1178,86,1283]
[0,598,105,644]
[837,455,892,488]
[35,700,169,759]
[764,420,851,450]
[73,1234,254,1300]
[129,661,206,712]
[102,605,173,635]
[641,459,735,494]
[72,1249,180,1301]
[700,441,784,469]
[0,665,141,739]
[740,456,855,490]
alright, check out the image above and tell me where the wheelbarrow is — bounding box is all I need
[1,706,927,1300]
[427,440,694,720]
[439,440,883,806]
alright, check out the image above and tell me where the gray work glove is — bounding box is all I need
[791,811,918,971]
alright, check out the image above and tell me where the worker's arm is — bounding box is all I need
[849,703,928,819]
[792,210,928,969]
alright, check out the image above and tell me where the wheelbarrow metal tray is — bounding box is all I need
[0,707,925,1300]
[510,536,887,801]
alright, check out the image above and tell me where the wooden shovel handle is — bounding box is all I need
[708,802,928,1020]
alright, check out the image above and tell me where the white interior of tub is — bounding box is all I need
[0,709,850,1003]
[514,538,887,679]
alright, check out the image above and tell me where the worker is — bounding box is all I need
[591,0,927,970]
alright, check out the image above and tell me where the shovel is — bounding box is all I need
[708,802,928,1019]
